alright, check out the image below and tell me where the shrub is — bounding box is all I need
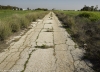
[20,17,30,28]
[9,19,20,32]
[0,21,11,40]
[25,13,38,22]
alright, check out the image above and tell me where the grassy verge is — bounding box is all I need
[54,10,100,72]
[0,10,49,41]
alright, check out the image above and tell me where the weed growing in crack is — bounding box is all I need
[74,44,77,49]
[48,22,52,24]
[35,44,54,49]
[21,49,36,72]
[45,28,53,32]
[53,52,56,56]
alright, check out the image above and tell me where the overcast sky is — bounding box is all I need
[0,0,100,10]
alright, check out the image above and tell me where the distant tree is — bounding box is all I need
[17,7,20,10]
[20,8,23,10]
[52,8,55,10]
[0,5,21,10]
[27,7,30,10]
[35,8,48,11]
[13,7,17,10]
[6,5,13,10]
[81,5,99,11]
[91,6,94,11]
[94,5,98,11]
[0,5,2,10]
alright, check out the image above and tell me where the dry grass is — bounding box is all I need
[0,11,49,41]
[55,11,100,72]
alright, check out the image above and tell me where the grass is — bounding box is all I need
[54,10,100,72]
[35,44,54,49]
[56,10,100,21]
[0,10,49,41]
[46,28,53,32]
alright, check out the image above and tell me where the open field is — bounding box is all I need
[0,10,48,19]
[54,10,100,72]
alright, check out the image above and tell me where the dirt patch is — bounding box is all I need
[0,41,9,52]
[0,28,29,53]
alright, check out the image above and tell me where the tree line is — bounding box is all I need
[0,5,23,10]
[35,8,48,11]
[0,5,48,11]
[81,5,99,11]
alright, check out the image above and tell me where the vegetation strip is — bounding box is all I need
[0,11,49,41]
[54,10,100,72]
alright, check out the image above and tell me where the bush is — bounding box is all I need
[20,17,30,28]
[0,21,11,40]
[10,19,21,32]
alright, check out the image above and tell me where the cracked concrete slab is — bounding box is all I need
[25,49,56,72]
[0,12,94,72]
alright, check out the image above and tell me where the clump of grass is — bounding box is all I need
[48,22,52,24]
[35,44,54,49]
[0,21,11,40]
[20,17,30,29]
[25,13,38,22]
[46,28,53,32]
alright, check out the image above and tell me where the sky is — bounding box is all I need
[0,0,100,10]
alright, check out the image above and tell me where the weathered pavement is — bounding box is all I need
[0,12,94,72]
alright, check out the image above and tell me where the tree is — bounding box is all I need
[20,8,23,10]
[13,7,17,10]
[91,6,94,11]
[27,7,30,10]
[81,5,98,11]
[94,5,98,11]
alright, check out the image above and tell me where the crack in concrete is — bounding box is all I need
[20,19,46,72]
[35,20,45,40]
[21,49,36,72]
[2,53,17,69]
[10,28,37,70]
[7,23,37,51]
[4,23,39,70]
[69,49,76,72]
[55,43,66,45]
[0,54,10,65]
[52,26,57,72]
